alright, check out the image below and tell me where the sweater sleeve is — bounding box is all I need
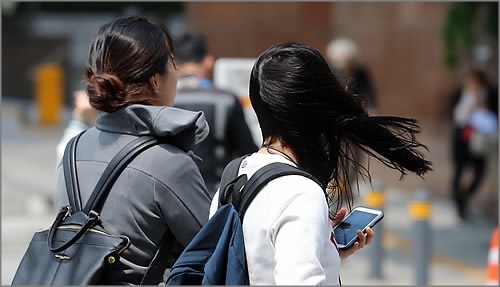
[270,179,332,285]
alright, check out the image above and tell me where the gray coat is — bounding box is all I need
[56,104,211,284]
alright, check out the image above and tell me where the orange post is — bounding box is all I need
[364,182,385,279]
[239,96,252,108]
[487,228,498,285]
[35,63,63,125]
[364,181,385,209]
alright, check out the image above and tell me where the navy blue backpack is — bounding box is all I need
[165,156,321,285]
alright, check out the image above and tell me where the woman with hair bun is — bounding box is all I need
[210,42,432,285]
[56,16,212,285]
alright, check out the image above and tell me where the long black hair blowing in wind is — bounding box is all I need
[249,43,432,214]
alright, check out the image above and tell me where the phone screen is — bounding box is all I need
[333,210,379,247]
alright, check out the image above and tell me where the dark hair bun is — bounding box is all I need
[87,73,126,112]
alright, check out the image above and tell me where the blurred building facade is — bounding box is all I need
[2,2,498,125]
[2,2,184,104]
[185,2,498,124]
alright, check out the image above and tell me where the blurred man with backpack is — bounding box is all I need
[174,32,258,195]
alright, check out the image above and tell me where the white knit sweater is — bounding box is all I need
[210,153,341,285]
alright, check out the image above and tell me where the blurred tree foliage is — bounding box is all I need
[14,2,184,15]
[442,2,498,70]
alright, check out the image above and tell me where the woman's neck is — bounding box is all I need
[258,140,298,165]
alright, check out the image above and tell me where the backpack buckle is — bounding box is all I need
[220,174,247,209]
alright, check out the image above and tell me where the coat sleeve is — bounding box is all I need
[153,152,212,247]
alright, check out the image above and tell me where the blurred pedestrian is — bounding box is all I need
[56,90,97,164]
[56,16,211,284]
[173,32,258,195]
[449,69,498,220]
[209,42,432,285]
[326,38,378,115]
[326,37,379,187]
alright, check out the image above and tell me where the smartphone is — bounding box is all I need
[332,206,384,250]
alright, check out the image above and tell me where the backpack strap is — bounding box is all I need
[218,156,248,208]
[237,162,322,219]
[62,132,85,212]
[83,136,159,214]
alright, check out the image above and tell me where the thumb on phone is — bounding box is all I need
[331,207,347,227]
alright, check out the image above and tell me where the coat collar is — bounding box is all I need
[96,104,209,151]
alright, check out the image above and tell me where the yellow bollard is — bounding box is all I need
[364,188,385,208]
[239,96,252,108]
[35,63,63,125]
[409,200,432,220]
[363,182,385,279]
[410,190,432,285]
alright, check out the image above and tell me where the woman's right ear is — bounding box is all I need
[149,74,160,94]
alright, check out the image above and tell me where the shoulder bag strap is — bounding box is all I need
[62,132,85,212]
[82,136,159,214]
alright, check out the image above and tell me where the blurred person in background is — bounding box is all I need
[449,69,498,221]
[56,90,97,164]
[56,16,212,284]
[326,37,378,115]
[326,37,379,188]
[173,32,258,195]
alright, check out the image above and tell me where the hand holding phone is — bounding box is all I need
[332,206,383,250]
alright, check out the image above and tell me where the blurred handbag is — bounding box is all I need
[468,109,498,157]
[11,132,159,285]
[469,131,498,157]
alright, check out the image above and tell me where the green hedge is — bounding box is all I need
[442,2,498,69]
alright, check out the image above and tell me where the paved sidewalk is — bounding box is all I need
[1,97,497,285]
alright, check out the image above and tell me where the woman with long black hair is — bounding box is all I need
[210,42,432,285]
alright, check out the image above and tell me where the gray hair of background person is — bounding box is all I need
[326,37,359,70]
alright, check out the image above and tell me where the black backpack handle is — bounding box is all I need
[48,207,100,253]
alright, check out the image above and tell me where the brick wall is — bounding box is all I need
[185,2,455,122]
[186,2,333,58]
[331,2,454,122]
